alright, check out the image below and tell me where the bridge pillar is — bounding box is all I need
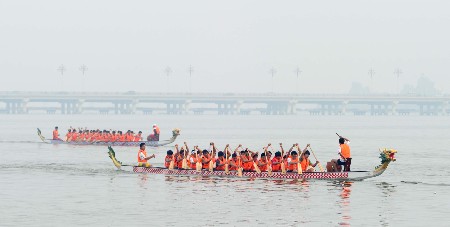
[340,101,348,115]
[442,101,448,115]
[61,102,66,114]
[288,101,297,115]
[391,101,398,115]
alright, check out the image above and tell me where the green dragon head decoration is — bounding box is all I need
[375,148,397,170]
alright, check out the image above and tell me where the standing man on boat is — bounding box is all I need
[52,126,62,140]
[138,143,155,167]
[337,135,351,171]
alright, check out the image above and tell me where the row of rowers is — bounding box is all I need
[61,128,144,142]
[141,142,320,172]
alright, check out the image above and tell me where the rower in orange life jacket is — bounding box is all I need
[201,150,212,169]
[215,151,227,171]
[258,153,268,172]
[134,131,143,142]
[300,150,319,172]
[52,126,62,140]
[287,151,299,172]
[240,149,253,171]
[228,153,239,171]
[164,150,174,168]
[271,151,283,172]
[137,143,155,167]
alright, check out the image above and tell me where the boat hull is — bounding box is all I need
[45,140,171,147]
[132,167,376,180]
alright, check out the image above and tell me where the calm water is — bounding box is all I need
[1,114,449,226]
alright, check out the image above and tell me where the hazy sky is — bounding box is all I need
[1,0,449,94]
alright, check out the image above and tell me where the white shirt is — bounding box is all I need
[139,151,146,160]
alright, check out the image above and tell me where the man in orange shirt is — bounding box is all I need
[52,126,62,140]
[134,131,143,142]
[137,143,155,167]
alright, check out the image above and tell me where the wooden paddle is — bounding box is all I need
[265,145,273,176]
[195,146,202,172]
[208,143,215,172]
[280,143,287,174]
[251,150,261,174]
[182,142,188,169]
[308,145,324,172]
[224,144,230,174]
[296,145,303,174]
[168,144,177,170]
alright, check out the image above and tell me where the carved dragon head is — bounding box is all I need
[172,128,181,137]
[375,148,397,171]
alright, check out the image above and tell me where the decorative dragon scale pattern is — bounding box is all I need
[133,167,349,179]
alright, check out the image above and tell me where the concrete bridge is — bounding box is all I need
[0,91,449,116]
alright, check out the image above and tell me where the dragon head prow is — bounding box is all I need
[379,148,397,162]
[172,128,181,136]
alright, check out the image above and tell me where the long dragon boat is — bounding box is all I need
[107,146,397,181]
[37,128,180,147]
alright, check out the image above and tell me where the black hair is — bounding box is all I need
[261,153,266,157]
[139,143,145,148]
[339,138,345,144]
[252,154,258,158]
[275,151,281,157]
[202,149,209,154]
[304,150,310,155]
[167,150,173,155]
[218,151,224,157]
[291,151,298,156]
[232,153,237,158]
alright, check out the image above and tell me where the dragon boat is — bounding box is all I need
[107,146,397,181]
[37,128,180,147]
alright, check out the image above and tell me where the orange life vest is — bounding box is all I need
[287,156,298,171]
[271,157,281,171]
[164,155,172,168]
[202,155,210,169]
[259,158,268,172]
[340,144,351,159]
[52,130,59,140]
[300,156,310,171]
[137,149,147,163]
[241,155,253,171]
[215,158,227,171]
[134,135,142,142]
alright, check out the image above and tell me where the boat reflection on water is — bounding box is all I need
[338,181,353,226]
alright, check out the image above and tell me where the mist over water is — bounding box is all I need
[1,114,449,226]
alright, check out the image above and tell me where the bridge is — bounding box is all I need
[0,91,449,116]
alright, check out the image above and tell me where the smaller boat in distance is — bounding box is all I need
[107,146,397,181]
[37,128,180,147]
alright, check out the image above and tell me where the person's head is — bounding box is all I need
[202,149,209,155]
[73,129,77,132]
[218,151,224,157]
[68,129,71,132]
[232,153,237,159]
[303,150,310,157]
[167,150,173,156]
[112,131,116,134]
[153,124,157,128]
[252,154,258,160]
[275,151,281,157]
[138,131,142,134]
[291,151,298,157]
[339,138,345,144]
[140,143,145,150]
[55,126,58,130]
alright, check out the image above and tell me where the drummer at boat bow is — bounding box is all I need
[137,143,155,167]
[52,126,62,140]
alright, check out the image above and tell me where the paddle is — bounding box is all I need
[308,145,325,172]
[182,142,189,169]
[296,145,303,174]
[280,143,287,174]
[168,144,177,170]
[208,143,215,172]
[250,149,261,174]
[195,146,202,172]
[224,144,230,174]
[265,144,273,176]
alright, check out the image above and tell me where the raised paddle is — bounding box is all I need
[296,145,303,174]
[308,145,325,172]
[208,143,215,172]
[181,143,189,169]
[280,143,287,174]
[195,146,202,172]
[168,144,177,170]
[224,144,230,174]
[265,145,273,176]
